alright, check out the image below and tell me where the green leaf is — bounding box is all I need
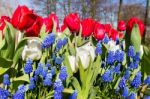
[114,77,121,89]
[13,74,30,83]
[78,57,86,88]
[0,67,9,75]
[141,46,150,79]
[63,27,70,36]
[71,77,81,91]
[63,53,73,77]
[39,25,47,39]
[13,38,27,66]
[130,24,141,52]
[0,22,16,59]
[0,56,13,68]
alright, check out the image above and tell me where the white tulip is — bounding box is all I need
[78,42,95,60]
[108,40,120,51]
[76,48,91,69]
[68,42,95,71]
[22,38,42,61]
[68,55,78,73]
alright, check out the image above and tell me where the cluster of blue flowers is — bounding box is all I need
[56,38,68,51]
[42,33,56,49]
[24,59,33,74]
[95,39,150,98]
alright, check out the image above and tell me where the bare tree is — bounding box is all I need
[118,0,123,22]
[143,0,150,43]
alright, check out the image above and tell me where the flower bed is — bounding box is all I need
[0,5,150,99]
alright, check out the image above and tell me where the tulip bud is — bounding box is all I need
[81,18,96,37]
[93,23,105,40]
[109,29,119,41]
[64,13,80,33]
[127,17,145,37]
[117,20,126,31]
[43,12,59,33]
[0,16,11,37]
[22,38,42,61]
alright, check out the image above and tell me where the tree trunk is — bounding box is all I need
[143,0,150,44]
[117,0,123,22]
[68,0,71,13]
[90,0,96,19]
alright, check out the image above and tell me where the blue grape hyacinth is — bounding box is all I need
[131,71,142,88]
[119,77,126,89]
[3,74,10,86]
[128,92,136,99]
[24,59,33,74]
[56,39,63,51]
[69,90,78,99]
[102,69,114,83]
[103,34,109,44]
[35,63,43,76]
[124,69,130,80]
[54,57,63,65]
[42,67,48,78]
[134,52,141,62]
[28,77,35,90]
[43,73,52,86]
[51,67,56,76]
[42,33,55,49]
[13,85,26,99]
[106,51,115,65]
[128,46,135,58]
[95,42,102,55]
[54,79,64,99]
[59,66,68,81]
[62,37,68,46]
[46,62,51,68]
[144,76,150,85]
[115,50,124,62]
[114,63,121,74]
[122,87,129,98]
[0,88,10,99]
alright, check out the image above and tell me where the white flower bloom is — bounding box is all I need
[76,48,91,69]
[22,38,42,61]
[108,40,120,51]
[78,42,95,60]
[68,55,78,73]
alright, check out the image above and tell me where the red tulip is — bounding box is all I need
[119,32,124,39]
[137,20,145,37]
[43,12,59,33]
[104,24,111,33]
[61,24,67,32]
[127,17,145,37]
[12,5,38,31]
[81,18,96,37]
[117,20,126,31]
[25,16,42,37]
[93,22,105,40]
[104,24,111,37]
[0,16,11,37]
[109,28,119,41]
[64,13,80,33]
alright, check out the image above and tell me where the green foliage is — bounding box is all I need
[141,46,150,79]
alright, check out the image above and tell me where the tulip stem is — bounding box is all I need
[74,33,77,68]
